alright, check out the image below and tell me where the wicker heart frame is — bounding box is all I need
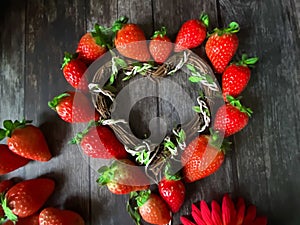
[88,51,222,182]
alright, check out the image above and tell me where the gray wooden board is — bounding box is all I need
[0,0,300,225]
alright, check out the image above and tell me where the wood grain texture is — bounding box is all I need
[0,0,299,225]
[23,0,90,221]
[219,0,300,225]
[0,0,26,179]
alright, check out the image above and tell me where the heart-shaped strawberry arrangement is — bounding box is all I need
[0,11,264,225]
[47,12,260,224]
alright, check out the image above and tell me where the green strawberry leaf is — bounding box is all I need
[3,120,13,130]
[0,129,6,141]
[0,195,18,222]
[152,26,167,39]
[200,12,209,28]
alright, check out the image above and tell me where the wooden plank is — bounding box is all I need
[0,0,26,179]
[85,0,157,224]
[23,0,90,222]
[151,1,237,224]
[219,0,300,224]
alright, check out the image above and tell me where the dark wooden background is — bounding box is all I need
[1,0,299,225]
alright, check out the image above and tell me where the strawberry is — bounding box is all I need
[214,96,252,137]
[3,214,39,225]
[76,24,110,64]
[222,55,259,100]
[158,169,186,213]
[205,22,240,73]
[149,27,173,64]
[1,178,55,222]
[174,13,209,52]
[135,190,172,225]
[61,52,88,92]
[0,120,51,161]
[71,123,128,159]
[181,134,228,183]
[97,159,149,195]
[48,91,99,123]
[39,207,85,225]
[113,16,150,61]
[0,144,30,175]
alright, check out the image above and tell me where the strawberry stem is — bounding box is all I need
[48,93,70,110]
[226,95,253,116]
[0,119,32,140]
[152,26,167,39]
[200,12,209,28]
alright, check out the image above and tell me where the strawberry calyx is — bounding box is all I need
[112,16,129,33]
[0,194,18,222]
[126,191,142,225]
[48,92,71,111]
[136,190,151,207]
[226,95,253,116]
[97,164,116,185]
[209,130,232,154]
[235,54,259,67]
[152,27,167,39]
[163,162,182,181]
[210,21,240,36]
[200,12,209,28]
[91,23,113,49]
[61,52,79,69]
[0,119,32,141]
[70,120,103,144]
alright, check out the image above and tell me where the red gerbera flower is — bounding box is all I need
[180,194,267,225]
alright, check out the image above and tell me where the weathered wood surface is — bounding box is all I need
[0,0,299,225]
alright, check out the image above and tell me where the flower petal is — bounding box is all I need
[211,200,222,225]
[222,194,233,225]
[200,200,214,225]
[236,198,245,225]
[181,216,197,225]
[244,205,256,222]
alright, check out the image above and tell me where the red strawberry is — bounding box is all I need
[0,144,30,175]
[206,22,240,73]
[113,16,150,61]
[48,91,99,123]
[136,191,172,225]
[71,123,128,159]
[181,134,227,183]
[97,159,149,195]
[149,27,173,64]
[1,178,55,222]
[174,13,209,52]
[61,52,88,92]
[76,24,109,64]
[158,172,186,213]
[0,120,51,161]
[222,55,259,100]
[39,207,85,225]
[3,214,39,225]
[214,96,252,137]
